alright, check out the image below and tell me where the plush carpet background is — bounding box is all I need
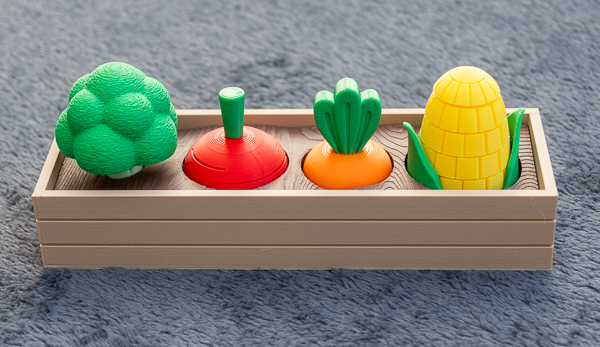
[1,0,599,345]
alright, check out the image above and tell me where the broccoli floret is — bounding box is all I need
[55,62,178,178]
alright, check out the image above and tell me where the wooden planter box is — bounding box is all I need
[32,108,558,270]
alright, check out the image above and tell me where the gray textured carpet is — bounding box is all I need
[1,0,599,345]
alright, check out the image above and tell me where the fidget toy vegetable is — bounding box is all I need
[404,66,524,189]
[183,87,288,189]
[55,62,178,179]
[303,77,392,189]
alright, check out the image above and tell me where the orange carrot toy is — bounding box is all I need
[303,78,392,189]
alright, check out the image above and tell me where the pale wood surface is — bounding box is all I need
[37,219,556,246]
[53,124,538,191]
[40,245,553,270]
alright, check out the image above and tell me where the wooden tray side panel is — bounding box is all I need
[40,245,554,270]
[175,108,427,129]
[37,220,556,246]
[32,140,64,195]
[175,108,537,129]
[32,190,558,221]
[527,110,558,193]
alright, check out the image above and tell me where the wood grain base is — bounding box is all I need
[53,123,538,192]
[37,220,556,246]
[40,245,554,270]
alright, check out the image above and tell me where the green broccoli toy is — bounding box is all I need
[55,62,178,179]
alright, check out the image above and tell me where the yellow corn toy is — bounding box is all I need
[417,66,511,190]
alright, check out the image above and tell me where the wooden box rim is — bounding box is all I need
[32,108,558,221]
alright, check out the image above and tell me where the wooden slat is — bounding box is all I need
[32,188,558,221]
[176,108,427,129]
[40,245,554,270]
[175,108,535,129]
[37,219,556,246]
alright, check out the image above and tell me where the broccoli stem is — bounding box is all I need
[107,165,143,179]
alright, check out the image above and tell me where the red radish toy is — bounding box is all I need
[183,87,288,189]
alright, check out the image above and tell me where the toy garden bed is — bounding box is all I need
[32,108,558,270]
